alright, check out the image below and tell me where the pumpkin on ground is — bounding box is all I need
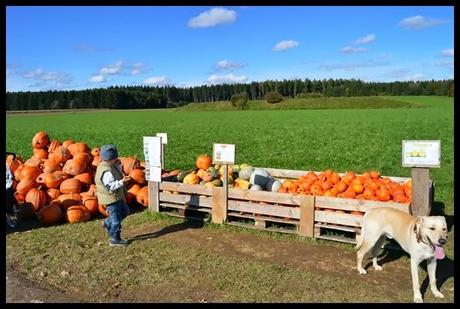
[66,205,90,223]
[38,202,63,225]
[136,186,149,207]
[32,131,50,149]
[25,188,47,212]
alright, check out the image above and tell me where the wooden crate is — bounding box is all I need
[149,167,430,244]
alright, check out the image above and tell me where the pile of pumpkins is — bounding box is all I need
[167,154,282,192]
[6,131,151,226]
[170,155,411,204]
[277,170,412,203]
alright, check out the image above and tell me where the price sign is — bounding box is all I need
[213,143,235,165]
[402,140,441,168]
[156,133,168,145]
[143,136,162,181]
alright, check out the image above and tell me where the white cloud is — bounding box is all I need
[21,68,73,88]
[100,61,123,75]
[354,34,376,45]
[89,75,105,83]
[341,46,367,54]
[216,60,245,70]
[318,57,389,71]
[441,49,454,57]
[130,62,147,75]
[405,73,425,81]
[207,73,248,84]
[398,15,448,30]
[273,40,299,52]
[188,7,236,28]
[144,76,170,86]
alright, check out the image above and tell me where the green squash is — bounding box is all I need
[211,179,223,187]
[208,167,219,178]
[177,169,193,182]
[239,167,254,180]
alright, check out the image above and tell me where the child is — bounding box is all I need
[95,144,131,246]
[6,164,18,229]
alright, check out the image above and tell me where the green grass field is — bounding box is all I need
[6,96,454,213]
[6,95,454,303]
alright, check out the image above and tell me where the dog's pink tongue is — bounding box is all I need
[434,245,445,259]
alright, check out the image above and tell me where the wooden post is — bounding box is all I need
[298,195,315,237]
[148,181,160,212]
[161,144,165,170]
[212,186,226,224]
[411,167,431,216]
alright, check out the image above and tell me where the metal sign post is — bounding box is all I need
[402,140,441,216]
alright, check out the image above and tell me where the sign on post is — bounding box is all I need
[211,144,235,224]
[212,143,235,165]
[402,140,441,168]
[402,140,441,216]
[143,136,162,212]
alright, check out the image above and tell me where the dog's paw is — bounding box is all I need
[373,265,383,271]
[432,290,444,298]
[358,268,367,275]
[413,297,423,303]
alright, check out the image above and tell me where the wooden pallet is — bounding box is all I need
[148,167,430,245]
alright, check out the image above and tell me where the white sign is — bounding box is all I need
[143,136,162,181]
[402,140,441,168]
[213,143,235,165]
[156,133,168,145]
[144,166,162,182]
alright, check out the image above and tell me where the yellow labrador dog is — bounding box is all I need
[356,207,448,303]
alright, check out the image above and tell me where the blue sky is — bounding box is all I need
[6,6,454,92]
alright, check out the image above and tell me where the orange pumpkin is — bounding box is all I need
[60,178,82,194]
[41,171,67,189]
[63,158,87,176]
[195,154,212,170]
[32,131,50,149]
[66,205,90,223]
[62,139,74,149]
[6,154,23,174]
[183,172,200,185]
[129,169,145,185]
[74,172,93,189]
[335,181,348,193]
[33,148,48,160]
[329,173,341,185]
[121,157,140,175]
[48,145,71,164]
[23,157,42,168]
[82,196,99,216]
[14,164,24,181]
[57,193,82,211]
[47,140,61,153]
[38,203,63,225]
[377,189,391,202]
[25,188,47,212]
[369,170,380,180]
[42,159,61,173]
[46,188,61,204]
[16,178,37,197]
[68,142,90,156]
[19,165,41,181]
[125,184,141,205]
[136,186,149,207]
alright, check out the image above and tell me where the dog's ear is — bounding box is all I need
[414,217,424,243]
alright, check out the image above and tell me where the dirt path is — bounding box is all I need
[6,221,454,303]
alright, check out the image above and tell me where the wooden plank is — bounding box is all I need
[148,181,160,212]
[226,221,298,234]
[159,192,212,208]
[228,189,301,206]
[227,200,300,219]
[315,223,360,233]
[159,211,210,222]
[298,195,315,237]
[315,234,357,244]
[227,211,300,225]
[159,203,212,213]
[314,210,362,227]
[212,186,226,224]
[315,195,410,213]
[160,181,213,196]
[411,167,431,216]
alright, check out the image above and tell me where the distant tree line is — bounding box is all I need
[6,78,454,110]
